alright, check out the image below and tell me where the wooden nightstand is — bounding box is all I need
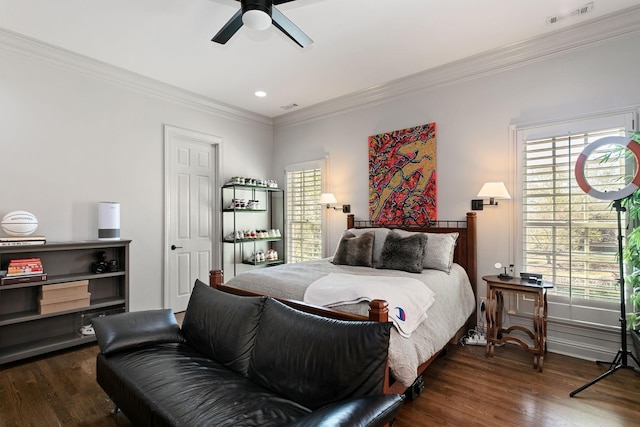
[483,275,553,372]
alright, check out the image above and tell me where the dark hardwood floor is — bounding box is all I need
[396,344,639,426]
[1,342,638,426]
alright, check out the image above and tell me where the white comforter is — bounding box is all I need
[226,258,475,387]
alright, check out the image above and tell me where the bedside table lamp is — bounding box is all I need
[471,182,511,210]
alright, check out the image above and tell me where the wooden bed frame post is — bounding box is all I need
[466,211,478,330]
[347,214,355,229]
[368,300,389,323]
[211,269,223,287]
[466,211,477,289]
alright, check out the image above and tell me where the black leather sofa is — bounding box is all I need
[93,280,404,426]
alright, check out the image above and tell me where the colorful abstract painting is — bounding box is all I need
[368,123,437,225]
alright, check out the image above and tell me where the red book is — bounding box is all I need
[8,259,44,276]
[9,258,41,265]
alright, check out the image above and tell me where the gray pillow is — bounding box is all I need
[423,232,459,273]
[344,227,390,265]
[393,229,459,273]
[375,231,427,273]
[332,231,375,267]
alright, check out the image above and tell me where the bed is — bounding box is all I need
[209,212,477,395]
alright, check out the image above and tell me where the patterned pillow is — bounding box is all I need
[374,231,427,273]
[332,231,375,267]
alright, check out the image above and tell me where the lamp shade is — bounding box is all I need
[319,193,338,205]
[477,182,511,199]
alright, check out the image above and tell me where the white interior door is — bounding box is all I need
[164,125,221,312]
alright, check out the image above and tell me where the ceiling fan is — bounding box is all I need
[212,0,313,48]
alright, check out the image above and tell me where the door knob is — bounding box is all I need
[171,245,183,250]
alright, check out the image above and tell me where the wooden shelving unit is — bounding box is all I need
[0,240,130,364]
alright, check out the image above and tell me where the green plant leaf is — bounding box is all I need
[629,312,640,330]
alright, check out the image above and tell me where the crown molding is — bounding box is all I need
[274,5,640,129]
[3,4,639,131]
[0,28,273,127]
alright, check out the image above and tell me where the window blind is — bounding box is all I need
[522,128,627,310]
[286,166,323,263]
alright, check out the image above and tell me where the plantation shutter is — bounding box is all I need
[515,111,636,327]
[285,161,324,263]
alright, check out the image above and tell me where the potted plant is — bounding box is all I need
[620,132,640,359]
[623,233,640,359]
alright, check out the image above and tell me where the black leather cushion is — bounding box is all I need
[93,309,184,355]
[375,230,427,273]
[97,343,310,427]
[181,280,265,376]
[249,298,392,410]
[332,231,375,267]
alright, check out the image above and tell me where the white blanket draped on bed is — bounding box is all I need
[304,273,435,338]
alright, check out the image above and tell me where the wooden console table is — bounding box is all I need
[483,275,553,372]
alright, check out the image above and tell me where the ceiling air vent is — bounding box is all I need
[546,1,593,25]
[280,103,299,111]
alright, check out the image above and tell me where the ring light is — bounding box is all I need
[574,136,640,200]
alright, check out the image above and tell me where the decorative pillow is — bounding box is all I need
[423,232,459,273]
[374,231,427,273]
[344,228,390,265]
[332,231,375,267]
[392,229,459,273]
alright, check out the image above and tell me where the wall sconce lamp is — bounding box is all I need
[471,182,511,210]
[319,193,351,213]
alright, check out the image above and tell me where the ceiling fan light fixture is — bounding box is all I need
[243,9,271,30]
[241,0,272,31]
[212,0,312,47]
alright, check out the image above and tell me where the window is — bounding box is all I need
[514,111,636,327]
[285,160,325,263]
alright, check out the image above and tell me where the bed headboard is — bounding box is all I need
[347,212,477,292]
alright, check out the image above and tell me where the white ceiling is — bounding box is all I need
[1,0,639,118]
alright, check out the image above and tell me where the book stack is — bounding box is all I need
[0,236,46,246]
[1,257,47,285]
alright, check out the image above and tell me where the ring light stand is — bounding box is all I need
[570,136,640,397]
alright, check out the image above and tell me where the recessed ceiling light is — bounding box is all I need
[255,91,267,98]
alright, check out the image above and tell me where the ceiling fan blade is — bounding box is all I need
[273,0,298,4]
[212,9,243,44]
[271,6,313,48]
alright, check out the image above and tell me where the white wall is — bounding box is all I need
[272,28,640,360]
[274,31,640,279]
[0,39,274,311]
